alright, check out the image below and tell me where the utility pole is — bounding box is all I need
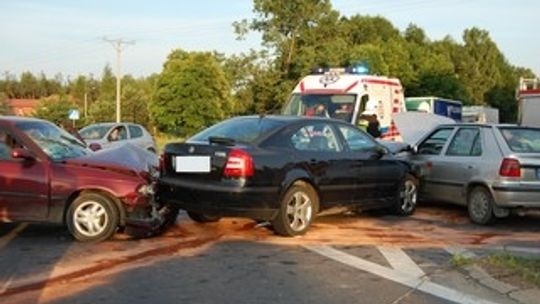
[84,92,88,118]
[103,37,135,123]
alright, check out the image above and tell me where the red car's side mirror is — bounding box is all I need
[89,143,102,151]
[11,148,35,161]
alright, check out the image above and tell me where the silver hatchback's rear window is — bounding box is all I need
[499,127,540,153]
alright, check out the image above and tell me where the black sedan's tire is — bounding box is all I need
[468,186,495,225]
[392,174,419,216]
[67,193,119,242]
[272,182,319,237]
[187,211,221,223]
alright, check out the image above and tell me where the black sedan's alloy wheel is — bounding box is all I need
[272,182,319,237]
[392,174,418,216]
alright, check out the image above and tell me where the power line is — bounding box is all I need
[103,37,135,123]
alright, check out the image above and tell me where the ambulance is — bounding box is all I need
[281,65,405,140]
[517,77,540,127]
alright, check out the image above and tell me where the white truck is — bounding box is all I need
[462,106,499,123]
[282,67,405,140]
[517,78,540,127]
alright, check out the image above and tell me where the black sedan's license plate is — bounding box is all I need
[175,156,211,173]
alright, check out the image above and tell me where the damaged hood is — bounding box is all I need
[392,112,455,145]
[66,143,159,178]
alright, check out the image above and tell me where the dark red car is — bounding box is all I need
[0,116,171,242]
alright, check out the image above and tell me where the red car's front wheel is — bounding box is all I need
[67,192,119,242]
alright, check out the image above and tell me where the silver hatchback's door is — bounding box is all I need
[412,127,456,201]
[434,127,484,205]
[128,125,146,149]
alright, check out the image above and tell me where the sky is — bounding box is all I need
[0,0,538,80]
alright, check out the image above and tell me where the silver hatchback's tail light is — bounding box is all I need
[499,158,521,178]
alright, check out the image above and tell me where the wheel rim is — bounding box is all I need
[73,201,109,237]
[470,191,489,220]
[286,192,313,232]
[400,180,417,213]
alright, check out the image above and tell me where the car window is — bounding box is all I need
[337,124,377,152]
[17,121,88,161]
[0,128,23,161]
[190,117,285,144]
[282,94,356,122]
[499,127,540,153]
[129,125,143,139]
[291,123,341,152]
[418,128,454,155]
[446,128,482,156]
[80,124,111,140]
[108,126,128,142]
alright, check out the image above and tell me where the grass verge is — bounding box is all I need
[451,252,540,289]
[484,253,540,288]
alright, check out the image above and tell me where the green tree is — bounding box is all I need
[406,72,470,103]
[121,75,152,128]
[150,49,234,136]
[459,28,503,104]
[0,92,10,115]
[236,0,337,77]
[19,72,39,99]
[33,95,81,126]
[88,98,115,122]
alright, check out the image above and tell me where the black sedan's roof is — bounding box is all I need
[234,115,344,124]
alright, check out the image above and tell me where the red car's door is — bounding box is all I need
[0,128,49,221]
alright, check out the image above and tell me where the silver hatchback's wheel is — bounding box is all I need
[468,186,495,225]
[67,193,119,242]
[393,174,418,216]
[272,182,319,237]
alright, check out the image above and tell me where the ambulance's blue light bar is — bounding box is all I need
[346,62,369,75]
[311,63,369,75]
[311,67,327,74]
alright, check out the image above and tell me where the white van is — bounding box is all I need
[282,67,405,140]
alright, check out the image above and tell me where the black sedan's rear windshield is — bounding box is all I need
[499,127,540,153]
[190,117,286,144]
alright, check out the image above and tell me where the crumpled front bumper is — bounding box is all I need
[123,183,177,237]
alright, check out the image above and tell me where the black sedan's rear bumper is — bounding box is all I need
[158,177,281,221]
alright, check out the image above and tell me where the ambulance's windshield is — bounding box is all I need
[282,94,357,122]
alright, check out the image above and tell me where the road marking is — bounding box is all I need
[0,275,14,294]
[0,223,27,250]
[304,245,501,304]
[378,246,425,278]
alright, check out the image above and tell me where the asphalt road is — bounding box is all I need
[1,202,539,304]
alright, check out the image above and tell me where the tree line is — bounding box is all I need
[1,0,536,136]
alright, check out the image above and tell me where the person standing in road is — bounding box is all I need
[363,110,381,138]
[357,100,381,138]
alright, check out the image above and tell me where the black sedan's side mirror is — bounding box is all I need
[11,148,35,161]
[375,145,389,157]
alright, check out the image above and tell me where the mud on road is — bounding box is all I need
[0,202,539,303]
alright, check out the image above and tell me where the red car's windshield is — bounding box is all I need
[17,121,89,161]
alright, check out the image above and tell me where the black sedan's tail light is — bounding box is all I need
[223,149,254,178]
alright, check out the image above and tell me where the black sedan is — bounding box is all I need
[158,116,418,236]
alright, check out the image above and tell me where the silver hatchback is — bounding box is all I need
[408,124,540,224]
[80,123,156,153]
